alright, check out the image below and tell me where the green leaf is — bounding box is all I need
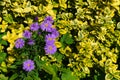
[23,76,33,80]
[61,68,78,80]
[0,74,8,80]
[94,75,98,80]
[0,52,6,63]
[65,37,73,44]
[3,14,14,23]
[8,65,17,69]
[77,30,84,41]
[105,73,113,80]
[31,75,41,80]
[59,0,67,9]
[52,76,60,80]
[9,73,18,80]
[60,33,74,45]
[60,33,68,43]
[112,71,120,79]
[0,33,6,39]
[27,71,41,80]
[34,57,46,71]
[53,52,64,62]
[42,63,56,75]
[41,62,59,80]
[0,40,8,45]
[23,7,32,13]
[117,22,120,29]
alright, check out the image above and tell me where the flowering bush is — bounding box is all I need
[7,16,61,79]
[0,0,120,80]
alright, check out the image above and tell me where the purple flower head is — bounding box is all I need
[23,59,35,72]
[40,21,52,32]
[44,16,54,23]
[44,44,57,54]
[15,38,25,49]
[27,39,35,45]
[51,28,59,38]
[30,22,39,31]
[23,30,32,39]
[45,34,56,45]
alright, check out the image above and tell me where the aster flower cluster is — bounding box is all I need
[14,16,59,72]
[15,16,59,72]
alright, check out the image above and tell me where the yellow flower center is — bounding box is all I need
[45,23,48,27]
[48,38,52,41]
[18,42,21,45]
[49,46,52,50]
[27,64,30,67]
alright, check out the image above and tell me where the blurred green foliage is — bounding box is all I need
[0,0,120,80]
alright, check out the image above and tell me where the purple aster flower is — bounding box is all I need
[40,21,52,32]
[15,38,25,49]
[44,44,57,54]
[50,28,59,38]
[27,39,35,45]
[23,59,35,72]
[30,22,39,31]
[44,16,54,23]
[45,34,56,45]
[23,30,32,39]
